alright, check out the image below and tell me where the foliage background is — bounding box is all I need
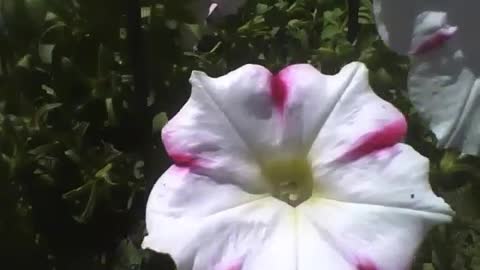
[1,0,479,269]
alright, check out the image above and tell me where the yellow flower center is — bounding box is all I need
[261,158,314,207]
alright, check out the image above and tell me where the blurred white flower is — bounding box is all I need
[180,0,247,50]
[189,0,247,22]
[373,0,480,155]
[143,62,453,270]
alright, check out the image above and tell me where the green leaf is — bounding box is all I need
[25,0,47,27]
[38,44,55,64]
[94,163,112,179]
[179,23,206,50]
[74,181,97,223]
[321,25,341,40]
[16,54,32,69]
[422,263,435,270]
[63,181,94,200]
[323,8,344,26]
[64,149,81,164]
[152,112,168,134]
[256,3,270,14]
[105,97,118,126]
[28,142,59,156]
[95,163,118,186]
[113,239,143,270]
[133,160,144,180]
[33,103,62,129]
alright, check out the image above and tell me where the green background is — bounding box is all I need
[1,0,479,269]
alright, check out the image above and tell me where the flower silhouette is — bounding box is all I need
[143,62,453,270]
[374,0,480,155]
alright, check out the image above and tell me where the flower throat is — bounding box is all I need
[261,158,314,207]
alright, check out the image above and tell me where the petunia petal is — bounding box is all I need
[187,65,279,153]
[296,213,353,270]
[298,198,449,270]
[374,0,480,155]
[273,63,363,155]
[144,166,266,227]
[163,64,279,192]
[143,167,295,270]
[311,143,453,217]
[308,63,452,216]
[269,62,409,160]
[144,166,451,270]
[309,62,406,163]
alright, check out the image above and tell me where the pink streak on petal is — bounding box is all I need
[168,152,198,167]
[214,259,244,270]
[270,68,290,114]
[170,165,191,175]
[356,259,378,270]
[340,117,407,161]
[371,144,402,160]
[162,131,200,168]
[411,26,457,55]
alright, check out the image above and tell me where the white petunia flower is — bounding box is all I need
[142,62,453,270]
[373,0,480,155]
